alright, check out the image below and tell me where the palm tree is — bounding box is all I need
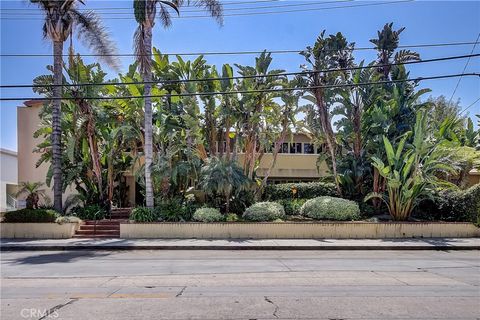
[30,0,119,212]
[16,182,47,209]
[199,157,250,214]
[133,0,223,208]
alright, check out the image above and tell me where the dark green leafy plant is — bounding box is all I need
[72,205,107,221]
[264,182,336,201]
[3,209,59,223]
[130,207,158,222]
[276,199,308,215]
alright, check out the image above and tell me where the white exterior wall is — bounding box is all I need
[0,148,18,211]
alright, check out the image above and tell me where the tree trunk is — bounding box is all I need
[314,87,341,196]
[52,40,64,213]
[143,26,154,208]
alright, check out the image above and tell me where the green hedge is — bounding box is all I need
[415,184,480,223]
[300,196,360,221]
[276,199,308,215]
[264,182,337,200]
[3,209,59,223]
[243,202,286,222]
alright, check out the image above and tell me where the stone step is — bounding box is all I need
[75,230,120,236]
[72,235,120,239]
[84,220,122,225]
[78,225,120,231]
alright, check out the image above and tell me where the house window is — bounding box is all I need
[304,143,314,154]
[281,143,289,154]
[290,143,302,154]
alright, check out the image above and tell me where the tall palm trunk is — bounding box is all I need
[143,26,154,208]
[314,87,342,196]
[52,40,64,212]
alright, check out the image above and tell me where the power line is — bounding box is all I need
[460,97,480,115]
[0,0,282,11]
[1,0,351,15]
[448,33,480,104]
[1,41,479,58]
[2,73,479,101]
[0,0,413,20]
[2,53,479,89]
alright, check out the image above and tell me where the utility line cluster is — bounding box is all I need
[0,0,412,20]
[1,53,479,89]
[1,41,479,58]
[2,73,479,102]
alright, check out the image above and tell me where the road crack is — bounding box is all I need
[176,286,187,297]
[264,296,279,318]
[38,298,78,320]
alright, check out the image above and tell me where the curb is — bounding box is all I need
[2,244,479,251]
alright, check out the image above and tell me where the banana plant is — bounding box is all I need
[365,110,458,220]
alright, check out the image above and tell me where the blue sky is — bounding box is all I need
[1,0,479,151]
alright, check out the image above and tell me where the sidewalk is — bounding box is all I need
[1,237,479,251]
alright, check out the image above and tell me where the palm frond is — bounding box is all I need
[70,9,120,71]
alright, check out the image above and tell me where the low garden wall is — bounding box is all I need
[120,222,480,239]
[0,223,80,239]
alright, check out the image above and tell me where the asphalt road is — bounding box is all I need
[1,250,479,320]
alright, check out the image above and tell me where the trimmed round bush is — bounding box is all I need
[131,207,157,222]
[242,202,286,222]
[193,208,224,222]
[3,209,59,223]
[55,216,82,224]
[300,196,360,221]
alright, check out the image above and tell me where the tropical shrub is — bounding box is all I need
[366,111,458,221]
[155,198,196,222]
[229,190,255,215]
[192,208,224,222]
[300,196,361,221]
[276,199,308,215]
[72,205,107,221]
[199,157,251,213]
[264,182,337,201]
[242,202,286,222]
[131,207,158,223]
[15,182,47,209]
[3,209,59,223]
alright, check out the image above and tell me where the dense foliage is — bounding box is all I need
[72,205,107,221]
[3,209,59,223]
[242,202,286,222]
[300,197,361,221]
[28,20,479,222]
[130,207,157,223]
[276,199,308,216]
[264,182,337,201]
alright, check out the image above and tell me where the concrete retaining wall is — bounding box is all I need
[120,222,480,239]
[0,223,80,239]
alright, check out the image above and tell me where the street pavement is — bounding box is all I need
[1,250,479,319]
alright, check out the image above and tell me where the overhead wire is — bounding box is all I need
[2,73,479,101]
[1,53,479,89]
